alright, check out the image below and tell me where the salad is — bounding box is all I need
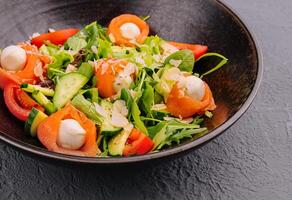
[0,14,228,157]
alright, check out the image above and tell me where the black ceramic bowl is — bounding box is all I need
[0,0,262,164]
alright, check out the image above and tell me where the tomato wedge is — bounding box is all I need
[95,59,130,98]
[123,128,154,156]
[168,41,208,59]
[31,28,79,48]
[37,103,99,157]
[14,88,44,112]
[3,84,43,121]
[166,82,216,118]
[108,14,149,46]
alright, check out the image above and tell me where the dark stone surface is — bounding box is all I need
[0,0,291,199]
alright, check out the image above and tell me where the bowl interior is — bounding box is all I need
[0,0,259,163]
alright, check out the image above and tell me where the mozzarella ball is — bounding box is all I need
[184,76,205,101]
[120,23,141,39]
[57,119,86,150]
[0,45,26,71]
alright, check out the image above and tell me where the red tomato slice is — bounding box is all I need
[14,88,44,112]
[3,84,31,121]
[123,128,154,156]
[31,28,79,48]
[168,41,208,59]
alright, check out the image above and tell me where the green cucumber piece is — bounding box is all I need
[99,100,122,136]
[108,128,131,156]
[21,83,54,96]
[78,62,94,79]
[24,108,48,137]
[100,121,122,137]
[53,72,88,109]
[32,90,57,114]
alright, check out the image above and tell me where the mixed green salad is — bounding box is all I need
[0,14,227,157]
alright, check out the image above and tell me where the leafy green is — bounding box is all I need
[194,53,228,77]
[100,136,109,157]
[148,121,168,148]
[39,43,59,56]
[140,15,151,21]
[81,88,99,103]
[47,51,74,79]
[71,93,103,125]
[120,88,133,117]
[147,117,208,150]
[85,22,109,48]
[140,83,154,115]
[157,128,207,149]
[164,50,195,72]
[112,36,163,68]
[66,36,87,51]
[167,119,200,131]
[97,38,112,58]
[65,21,109,52]
[131,101,148,135]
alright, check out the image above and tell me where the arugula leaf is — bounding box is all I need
[120,88,133,120]
[167,119,200,131]
[192,116,204,125]
[148,121,167,139]
[157,128,207,149]
[194,53,228,77]
[152,122,168,149]
[131,101,148,135]
[140,83,154,115]
[164,50,195,72]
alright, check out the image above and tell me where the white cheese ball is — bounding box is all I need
[0,45,27,71]
[184,76,205,101]
[120,23,141,39]
[57,119,86,150]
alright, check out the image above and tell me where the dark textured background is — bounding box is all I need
[0,0,292,199]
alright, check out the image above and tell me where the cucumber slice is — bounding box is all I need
[53,72,88,109]
[21,83,54,96]
[24,108,48,137]
[108,128,131,156]
[100,121,122,137]
[32,90,57,114]
[99,100,122,136]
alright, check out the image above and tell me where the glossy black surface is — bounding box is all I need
[0,0,261,163]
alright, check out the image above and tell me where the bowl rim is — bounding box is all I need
[0,0,263,164]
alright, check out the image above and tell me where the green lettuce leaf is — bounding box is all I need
[164,49,195,72]
[47,51,74,79]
